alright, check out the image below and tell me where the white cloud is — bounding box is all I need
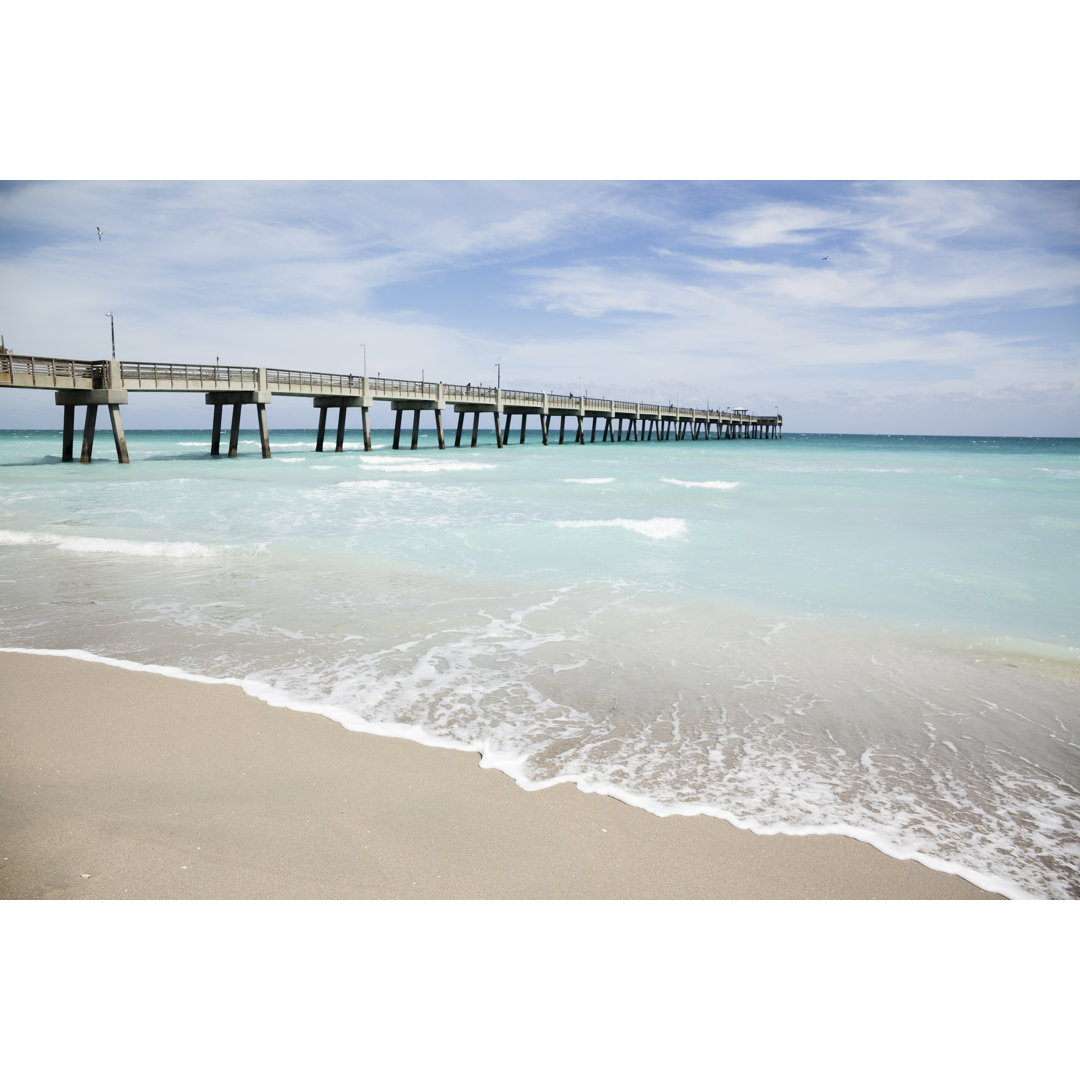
[696,201,858,247]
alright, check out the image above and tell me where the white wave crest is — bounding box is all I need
[0,528,219,558]
[554,518,686,539]
[661,478,740,489]
[562,477,615,484]
[357,460,496,473]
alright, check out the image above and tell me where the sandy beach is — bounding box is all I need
[0,651,1001,900]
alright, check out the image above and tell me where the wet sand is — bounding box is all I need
[0,651,1002,899]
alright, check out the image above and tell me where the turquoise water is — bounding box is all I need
[2,427,1078,897]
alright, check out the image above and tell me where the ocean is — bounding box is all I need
[1,427,1077,899]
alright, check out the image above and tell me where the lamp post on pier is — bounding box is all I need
[105,312,116,360]
[495,357,501,391]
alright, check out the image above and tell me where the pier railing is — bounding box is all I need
[1,355,102,388]
[120,362,258,389]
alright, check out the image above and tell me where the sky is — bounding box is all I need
[2,179,1077,435]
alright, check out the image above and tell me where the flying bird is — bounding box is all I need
[96,227,102,241]
[821,255,828,261]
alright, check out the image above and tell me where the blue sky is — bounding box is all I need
[2,179,1077,434]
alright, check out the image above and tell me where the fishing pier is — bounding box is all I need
[1,354,782,463]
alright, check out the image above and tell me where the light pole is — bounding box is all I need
[105,312,116,360]
[495,357,501,391]
[361,344,367,380]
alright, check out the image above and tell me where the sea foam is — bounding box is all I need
[661,478,740,490]
[0,528,221,558]
[554,518,687,539]
[356,460,496,473]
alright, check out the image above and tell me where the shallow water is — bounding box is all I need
[2,427,1078,898]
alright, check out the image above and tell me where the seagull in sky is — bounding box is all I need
[96,227,103,241]
[821,255,828,260]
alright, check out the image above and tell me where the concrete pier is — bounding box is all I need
[453,402,504,448]
[313,394,373,452]
[55,386,130,464]
[1,353,783,462]
[206,389,272,458]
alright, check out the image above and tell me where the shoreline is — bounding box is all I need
[1,650,1003,900]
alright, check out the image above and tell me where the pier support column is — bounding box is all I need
[410,409,421,450]
[577,416,585,444]
[493,412,504,448]
[80,404,98,463]
[559,415,566,444]
[109,403,130,463]
[540,414,549,446]
[256,403,271,458]
[434,409,446,450]
[470,412,480,447]
[519,413,528,444]
[590,417,598,443]
[335,406,347,452]
[316,406,328,451]
[455,411,466,448]
[503,413,512,445]
[228,403,242,457]
[62,404,75,462]
[362,406,372,452]
[393,409,403,449]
